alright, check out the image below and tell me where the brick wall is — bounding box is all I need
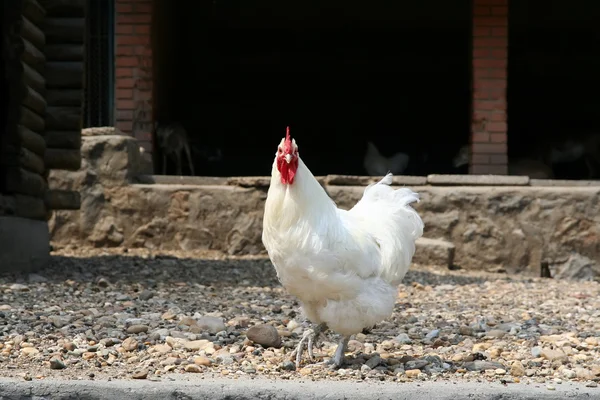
[114,0,153,155]
[470,0,508,175]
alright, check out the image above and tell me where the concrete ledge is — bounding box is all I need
[0,216,49,273]
[0,377,595,400]
[427,174,530,186]
[530,179,600,186]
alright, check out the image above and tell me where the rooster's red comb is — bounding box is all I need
[286,126,291,142]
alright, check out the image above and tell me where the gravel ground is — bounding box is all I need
[0,247,599,393]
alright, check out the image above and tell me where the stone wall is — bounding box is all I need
[49,134,600,279]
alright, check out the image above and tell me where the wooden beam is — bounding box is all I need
[46,89,82,106]
[44,148,81,170]
[46,62,83,89]
[45,44,83,61]
[45,106,82,130]
[20,17,45,50]
[20,106,45,133]
[4,167,47,197]
[15,194,47,220]
[45,130,81,149]
[23,0,46,25]
[19,125,46,156]
[22,84,47,116]
[43,18,85,44]
[2,145,46,175]
[20,38,46,73]
[39,0,85,18]
[22,62,45,95]
[44,189,80,210]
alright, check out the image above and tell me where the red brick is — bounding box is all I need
[473,99,506,112]
[115,67,133,78]
[116,110,134,120]
[490,49,507,59]
[472,142,507,154]
[489,112,506,122]
[134,25,151,35]
[474,79,507,90]
[473,27,491,37]
[133,45,152,56]
[116,56,138,67]
[473,16,507,27]
[473,48,490,59]
[491,27,508,37]
[473,37,508,49]
[474,0,507,6]
[490,154,508,165]
[116,3,133,13]
[490,133,507,143]
[116,99,136,110]
[487,68,507,79]
[471,164,508,175]
[136,79,152,90]
[117,14,151,24]
[487,122,507,133]
[116,88,133,99]
[133,3,152,13]
[136,90,152,101]
[116,121,133,132]
[473,6,491,16]
[116,45,134,56]
[472,132,491,143]
[473,59,507,69]
[116,35,151,46]
[492,6,508,16]
[472,154,490,164]
[115,25,133,34]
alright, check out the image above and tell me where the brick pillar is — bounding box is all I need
[470,0,508,175]
[114,0,153,155]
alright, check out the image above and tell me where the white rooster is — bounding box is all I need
[262,127,424,368]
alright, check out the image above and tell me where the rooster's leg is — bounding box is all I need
[328,335,350,369]
[293,322,327,368]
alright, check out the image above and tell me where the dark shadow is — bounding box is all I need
[2,255,495,288]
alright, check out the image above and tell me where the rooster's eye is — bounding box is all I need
[278,148,282,153]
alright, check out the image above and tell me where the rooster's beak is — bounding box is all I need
[285,154,292,164]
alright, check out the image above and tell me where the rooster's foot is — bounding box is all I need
[326,335,350,369]
[292,322,327,368]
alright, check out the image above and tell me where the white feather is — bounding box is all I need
[263,154,424,337]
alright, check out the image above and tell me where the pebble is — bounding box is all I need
[132,370,148,379]
[1,247,600,385]
[246,324,281,348]
[586,381,598,388]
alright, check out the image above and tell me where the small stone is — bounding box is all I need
[183,340,212,351]
[360,364,371,373]
[531,346,542,358]
[495,368,507,375]
[586,381,598,388]
[121,337,138,352]
[194,356,212,366]
[510,361,525,377]
[126,325,149,334]
[184,364,202,373]
[246,324,281,348]
[347,340,364,352]
[138,290,154,301]
[405,360,428,370]
[49,358,66,370]
[487,329,506,338]
[425,330,440,340]
[132,369,148,379]
[281,360,296,371]
[405,369,420,378]
[394,333,412,344]
[541,348,567,363]
[21,347,39,356]
[365,355,381,369]
[562,369,577,379]
[179,317,197,326]
[546,385,556,391]
[459,326,474,336]
[97,278,110,288]
[10,284,29,292]
[196,316,226,334]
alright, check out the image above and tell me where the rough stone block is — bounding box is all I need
[413,237,456,268]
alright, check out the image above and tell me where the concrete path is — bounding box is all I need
[0,376,596,399]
